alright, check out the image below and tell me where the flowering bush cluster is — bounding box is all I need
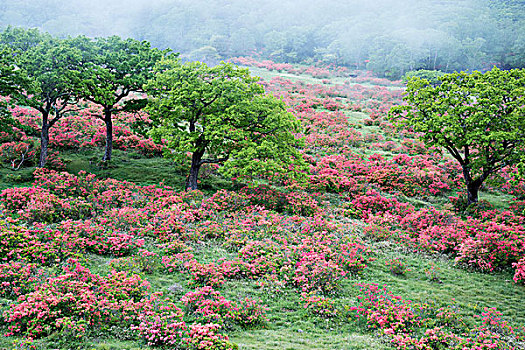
[512,257,525,285]
[181,286,268,328]
[5,259,151,339]
[348,283,522,350]
[9,104,163,158]
[300,292,339,318]
[0,140,36,169]
[385,258,411,276]
[309,152,455,198]
[357,197,525,275]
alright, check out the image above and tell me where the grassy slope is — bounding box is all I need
[1,66,523,350]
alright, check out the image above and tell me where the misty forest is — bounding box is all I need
[0,0,524,349]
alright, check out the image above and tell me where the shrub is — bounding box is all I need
[132,297,187,348]
[185,323,238,350]
[292,252,346,294]
[301,293,339,318]
[0,140,36,169]
[513,257,525,285]
[385,258,410,276]
[4,259,151,339]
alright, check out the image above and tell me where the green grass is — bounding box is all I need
[363,242,525,324]
[230,329,388,350]
[0,148,235,193]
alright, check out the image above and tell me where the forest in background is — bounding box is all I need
[0,0,523,78]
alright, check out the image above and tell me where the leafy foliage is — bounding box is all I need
[77,36,172,161]
[390,67,525,204]
[146,59,307,189]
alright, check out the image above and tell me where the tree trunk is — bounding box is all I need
[186,148,204,191]
[465,175,485,206]
[38,113,49,168]
[102,108,113,162]
[466,182,480,206]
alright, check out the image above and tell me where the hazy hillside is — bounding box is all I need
[1,0,524,77]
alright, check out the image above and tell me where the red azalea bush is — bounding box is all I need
[300,292,339,318]
[513,257,525,285]
[0,140,36,169]
[181,286,267,328]
[347,283,522,350]
[132,296,187,348]
[0,220,82,265]
[4,259,151,339]
[0,261,48,299]
[455,219,525,272]
[349,283,418,335]
[186,323,237,350]
[292,252,347,294]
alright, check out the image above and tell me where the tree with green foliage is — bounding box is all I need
[1,28,84,167]
[0,27,44,136]
[0,46,29,134]
[402,70,445,87]
[390,67,525,205]
[20,39,82,168]
[145,60,307,190]
[77,36,171,162]
[0,26,49,52]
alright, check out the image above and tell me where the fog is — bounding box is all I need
[1,0,523,78]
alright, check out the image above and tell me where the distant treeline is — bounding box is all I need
[1,0,523,78]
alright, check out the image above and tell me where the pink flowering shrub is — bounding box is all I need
[229,297,269,328]
[4,259,150,339]
[0,261,48,299]
[237,240,284,276]
[0,140,36,169]
[0,185,93,223]
[185,323,238,350]
[0,220,82,265]
[292,252,346,294]
[182,286,233,324]
[181,286,267,328]
[385,258,411,275]
[239,185,321,216]
[162,252,196,273]
[349,283,418,334]
[185,261,228,288]
[455,219,524,272]
[348,190,415,220]
[301,293,339,318]
[345,282,523,349]
[512,257,525,285]
[58,220,144,257]
[132,296,187,348]
[199,190,249,213]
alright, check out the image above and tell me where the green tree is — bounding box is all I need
[390,67,525,205]
[402,70,445,86]
[0,45,30,134]
[77,36,170,161]
[1,28,84,167]
[145,59,307,190]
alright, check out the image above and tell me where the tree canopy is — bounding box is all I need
[146,59,307,190]
[0,45,30,134]
[13,35,84,167]
[390,67,525,205]
[77,35,171,161]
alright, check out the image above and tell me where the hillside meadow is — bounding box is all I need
[0,59,524,350]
